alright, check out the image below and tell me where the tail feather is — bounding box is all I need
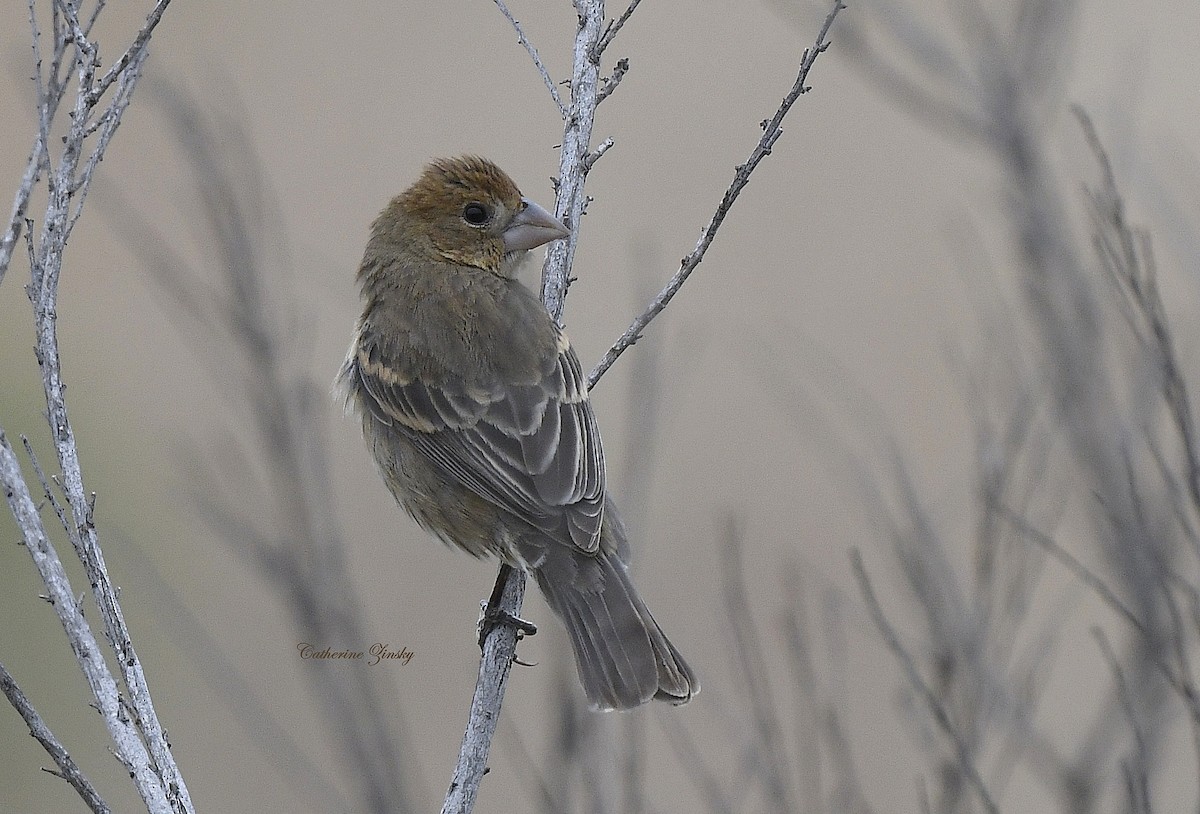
[530,546,698,711]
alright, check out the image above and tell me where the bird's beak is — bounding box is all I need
[502,198,570,252]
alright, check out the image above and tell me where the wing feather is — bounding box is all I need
[349,330,604,552]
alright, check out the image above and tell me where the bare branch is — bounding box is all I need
[0,3,55,284]
[440,570,531,814]
[1002,507,1146,635]
[21,436,69,535]
[596,56,628,104]
[0,661,110,814]
[0,141,45,286]
[444,3,846,810]
[492,0,567,118]
[719,518,800,812]
[658,714,737,814]
[582,136,614,172]
[541,0,608,320]
[87,0,171,104]
[3,2,189,811]
[1003,505,1200,714]
[68,47,149,235]
[588,0,845,387]
[1075,106,1200,514]
[595,0,643,58]
[1,429,173,813]
[1092,629,1152,813]
[445,2,610,810]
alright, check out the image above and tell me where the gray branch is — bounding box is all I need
[1,3,188,813]
[439,573,530,814]
[443,2,610,812]
[1,429,174,811]
[541,0,608,321]
[595,0,642,58]
[0,659,110,814]
[588,0,845,388]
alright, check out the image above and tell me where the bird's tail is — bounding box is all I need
[529,545,698,711]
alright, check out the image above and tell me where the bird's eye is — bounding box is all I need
[462,203,489,226]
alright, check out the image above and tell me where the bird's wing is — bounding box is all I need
[350,332,605,553]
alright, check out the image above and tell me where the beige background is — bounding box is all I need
[2,1,1199,812]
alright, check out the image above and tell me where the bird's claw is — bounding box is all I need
[477,600,538,650]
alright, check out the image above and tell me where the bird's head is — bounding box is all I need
[375,156,569,276]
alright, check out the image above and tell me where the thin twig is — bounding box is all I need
[596,56,628,104]
[22,436,70,535]
[0,661,111,814]
[132,88,415,813]
[1,428,168,811]
[68,48,149,235]
[0,3,54,285]
[588,0,845,388]
[87,0,171,104]
[1004,505,1200,723]
[595,0,643,58]
[492,0,567,118]
[1158,570,1200,800]
[582,137,614,172]
[498,710,559,813]
[851,550,1001,814]
[657,715,737,814]
[1000,507,1147,636]
[1075,106,1200,514]
[445,4,846,811]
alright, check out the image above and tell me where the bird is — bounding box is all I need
[337,155,697,710]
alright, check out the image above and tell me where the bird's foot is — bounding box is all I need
[477,600,538,650]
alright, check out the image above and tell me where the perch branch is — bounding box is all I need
[444,2,609,812]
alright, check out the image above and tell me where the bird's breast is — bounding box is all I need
[370,269,558,389]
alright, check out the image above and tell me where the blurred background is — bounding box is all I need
[3,1,1200,812]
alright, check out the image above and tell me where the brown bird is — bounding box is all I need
[338,156,698,710]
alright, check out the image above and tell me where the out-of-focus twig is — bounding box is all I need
[852,550,1000,814]
[658,714,736,814]
[719,517,801,813]
[1074,106,1200,516]
[120,86,417,814]
[1092,628,1152,814]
